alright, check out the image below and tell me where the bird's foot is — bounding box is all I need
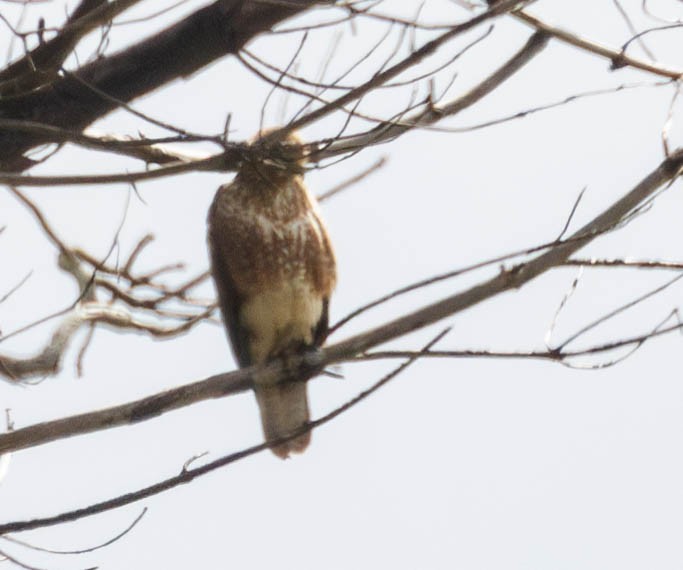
[279,347,325,382]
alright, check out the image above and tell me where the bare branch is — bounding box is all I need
[0,328,447,534]
[269,0,535,140]
[1,508,146,554]
[0,118,217,165]
[421,80,670,135]
[0,0,146,96]
[0,303,212,382]
[317,30,549,160]
[324,148,683,360]
[0,148,241,186]
[514,9,682,80]
[565,258,683,271]
[317,156,386,202]
[554,273,683,351]
[0,0,321,171]
[2,189,215,381]
[0,271,32,305]
[612,0,656,61]
[0,147,680,457]
[0,28,549,187]
[0,547,47,570]
[357,320,683,364]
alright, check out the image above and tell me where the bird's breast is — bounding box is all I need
[240,282,324,368]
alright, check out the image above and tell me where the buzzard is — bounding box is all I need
[207,131,336,459]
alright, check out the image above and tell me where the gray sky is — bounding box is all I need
[1,1,682,568]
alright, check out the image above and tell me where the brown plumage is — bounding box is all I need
[207,131,336,459]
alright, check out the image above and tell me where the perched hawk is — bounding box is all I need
[207,131,336,459]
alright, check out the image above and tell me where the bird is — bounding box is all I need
[207,130,336,459]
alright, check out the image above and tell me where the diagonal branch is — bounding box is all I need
[0,0,146,96]
[0,147,681,457]
[0,329,446,535]
[0,0,322,171]
[514,10,682,80]
[324,148,683,360]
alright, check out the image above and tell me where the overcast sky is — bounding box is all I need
[1,1,683,569]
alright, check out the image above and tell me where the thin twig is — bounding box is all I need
[1,508,146,554]
[270,0,534,139]
[317,156,387,202]
[514,10,682,79]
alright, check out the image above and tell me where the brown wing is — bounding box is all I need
[313,298,330,346]
[208,242,252,368]
[207,187,254,368]
[309,209,335,346]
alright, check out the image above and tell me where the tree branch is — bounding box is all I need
[0,0,145,96]
[0,147,680,457]
[0,0,322,171]
[0,328,446,535]
[0,28,549,186]
[324,148,683,360]
[269,0,535,140]
[319,29,549,160]
[514,9,682,80]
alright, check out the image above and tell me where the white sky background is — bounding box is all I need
[1,0,683,568]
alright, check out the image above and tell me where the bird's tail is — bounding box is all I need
[255,382,310,459]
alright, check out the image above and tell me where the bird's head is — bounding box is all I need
[246,128,309,174]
